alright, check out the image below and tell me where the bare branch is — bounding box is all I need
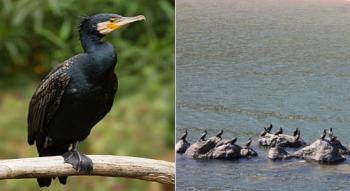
[0,155,174,185]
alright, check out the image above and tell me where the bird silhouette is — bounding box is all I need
[274,128,283,135]
[199,130,207,141]
[180,130,188,140]
[245,137,252,147]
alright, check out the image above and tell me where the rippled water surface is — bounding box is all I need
[176,0,350,190]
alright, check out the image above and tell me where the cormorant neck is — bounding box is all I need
[79,31,104,53]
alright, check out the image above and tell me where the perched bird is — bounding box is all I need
[260,131,267,137]
[245,137,252,147]
[180,130,188,140]
[215,129,223,139]
[230,137,237,145]
[199,130,207,141]
[293,128,299,136]
[274,128,283,135]
[329,128,333,138]
[27,13,145,187]
[266,123,273,133]
[320,129,327,140]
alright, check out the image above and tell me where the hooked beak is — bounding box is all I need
[117,15,146,27]
[97,15,146,35]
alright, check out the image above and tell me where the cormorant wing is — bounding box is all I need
[27,63,71,145]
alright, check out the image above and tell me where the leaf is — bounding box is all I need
[37,28,65,48]
[4,41,23,65]
[59,19,71,40]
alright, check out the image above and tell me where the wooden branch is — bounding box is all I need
[0,155,174,185]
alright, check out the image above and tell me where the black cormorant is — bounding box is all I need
[274,128,283,135]
[180,130,188,140]
[27,13,145,187]
[230,137,237,145]
[199,130,207,141]
[245,137,252,147]
[215,129,223,139]
[293,128,299,136]
[266,123,273,132]
[260,131,267,137]
[320,129,327,140]
[329,128,333,138]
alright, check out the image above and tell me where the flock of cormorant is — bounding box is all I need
[176,124,349,163]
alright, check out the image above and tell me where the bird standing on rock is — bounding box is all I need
[274,128,283,135]
[320,129,327,140]
[199,130,207,141]
[266,123,273,132]
[27,13,146,187]
[215,130,223,139]
[245,137,252,147]
[293,128,299,136]
[180,130,188,140]
[230,137,237,145]
[329,128,333,138]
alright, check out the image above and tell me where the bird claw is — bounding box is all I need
[62,151,93,174]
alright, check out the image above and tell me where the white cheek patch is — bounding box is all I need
[97,21,114,35]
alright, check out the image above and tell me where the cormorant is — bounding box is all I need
[180,130,188,140]
[27,13,145,187]
[266,123,273,133]
[293,128,299,136]
[260,131,267,137]
[199,130,207,141]
[329,128,333,138]
[230,137,237,145]
[245,137,252,147]
[274,128,283,135]
[215,129,223,139]
[320,129,327,140]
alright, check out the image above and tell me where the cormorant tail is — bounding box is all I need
[58,176,68,184]
[37,178,52,187]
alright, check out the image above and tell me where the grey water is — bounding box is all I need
[176,0,350,190]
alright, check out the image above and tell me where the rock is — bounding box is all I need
[184,137,221,159]
[259,133,306,148]
[331,139,350,155]
[175,139,190,153]
[212,141,242,159]
[267,146,292,160]
[293,139,346,164]
[240,147,258,157]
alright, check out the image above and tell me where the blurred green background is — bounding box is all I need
[0,0,174,190]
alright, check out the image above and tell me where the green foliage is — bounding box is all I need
[0,0,174,190]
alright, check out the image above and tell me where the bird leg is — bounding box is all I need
[62,142,93,173]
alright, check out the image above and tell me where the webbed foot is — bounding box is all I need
[63,150,93,173]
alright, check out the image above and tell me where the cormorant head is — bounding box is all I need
[79,13,146,36]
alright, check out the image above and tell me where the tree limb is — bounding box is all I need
[0,155,174,185]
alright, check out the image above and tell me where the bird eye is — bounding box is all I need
[109,18,116,22]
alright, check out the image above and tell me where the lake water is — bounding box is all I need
[176,0,350,190]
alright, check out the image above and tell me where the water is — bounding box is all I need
[176,0,350,190]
